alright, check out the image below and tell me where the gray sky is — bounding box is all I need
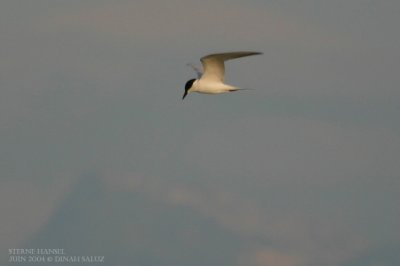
[1,1,400,266]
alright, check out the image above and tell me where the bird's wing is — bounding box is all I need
[187,63,203,79]
[200,51,262,82]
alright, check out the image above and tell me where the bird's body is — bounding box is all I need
[190,79,238,94]
[183,51,262,99]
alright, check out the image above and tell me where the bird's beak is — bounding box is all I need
[182,91,188,100]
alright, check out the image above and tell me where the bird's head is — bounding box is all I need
[182,79,196,100]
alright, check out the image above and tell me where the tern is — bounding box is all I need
[182,51,262,99]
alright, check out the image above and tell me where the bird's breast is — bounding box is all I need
[193,80,235,94]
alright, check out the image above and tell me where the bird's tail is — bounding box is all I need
[229,88,256,92]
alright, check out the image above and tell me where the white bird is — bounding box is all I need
[182,51,262,99]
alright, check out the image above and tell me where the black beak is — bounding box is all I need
[182,91,188,100]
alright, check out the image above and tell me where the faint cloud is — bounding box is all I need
[0,177,74,259]
[238,249,304,266]
[101,166,370,266]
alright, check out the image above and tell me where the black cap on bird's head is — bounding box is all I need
[182,78,196,100]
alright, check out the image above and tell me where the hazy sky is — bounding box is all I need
[1,1,400,266]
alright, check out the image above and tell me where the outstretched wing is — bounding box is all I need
[187,63,203,79]
[200,51,262,82]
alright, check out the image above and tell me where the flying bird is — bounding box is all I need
[183,51,262,99]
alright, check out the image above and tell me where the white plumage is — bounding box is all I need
[183,51,262,99]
